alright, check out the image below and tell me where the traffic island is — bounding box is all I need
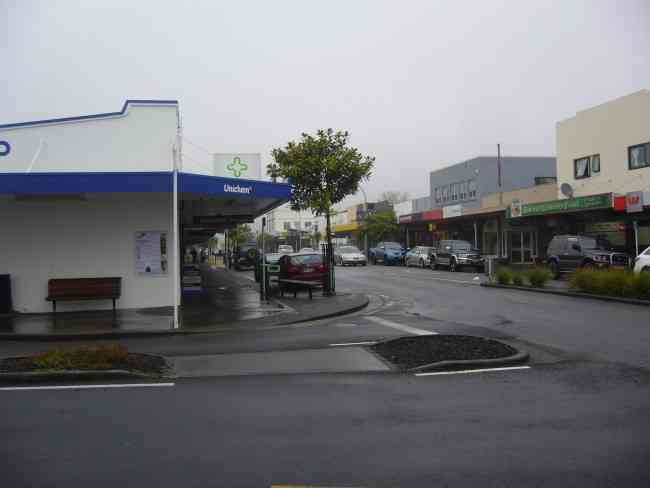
[370,335,528,373]
[0,345,172,382]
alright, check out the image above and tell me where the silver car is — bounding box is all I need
[404,246,433,268]
[334,245,367,266]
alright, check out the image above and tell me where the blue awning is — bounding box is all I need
[179,173,291,200]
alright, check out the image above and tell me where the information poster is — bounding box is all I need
[135,231,168,275]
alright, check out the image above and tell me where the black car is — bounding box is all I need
[432,240,484,272]
[546,235,630,278]
[233,242,258,270]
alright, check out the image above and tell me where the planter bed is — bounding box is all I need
[370,335,527,372]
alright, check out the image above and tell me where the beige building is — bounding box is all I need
[556,89,650,199]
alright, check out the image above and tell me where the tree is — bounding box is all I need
[359,209,400,244]
[379,191,410,205]
[229,224,253,248]
[268,129,375,270]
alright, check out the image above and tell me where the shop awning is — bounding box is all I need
[0,172,173,194]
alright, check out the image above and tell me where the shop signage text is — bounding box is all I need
[0,141,10,156]
[224,183,252,194]
[511,193,611,218]
[626,191,645,213]
[443,204,462,219]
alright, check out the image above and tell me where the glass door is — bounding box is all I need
[510,231,523,263]
[510,230,536,263]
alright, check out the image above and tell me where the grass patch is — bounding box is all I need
[569,269,650,300]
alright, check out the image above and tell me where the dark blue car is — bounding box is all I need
[370,241,405,265]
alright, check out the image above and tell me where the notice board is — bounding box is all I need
[135,231,168,275]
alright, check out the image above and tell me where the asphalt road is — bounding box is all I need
[2,264,650,487]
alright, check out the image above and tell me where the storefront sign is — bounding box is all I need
[135,231,167,275]
[422,209,443,221]
[443,204,463,219]
[626,191,644,213]
[399,214,413,223]
[224,183,252,194]
[214,153,262,180]
[511,193,612,218]
[0,141,10,156]
[585,221,625,233]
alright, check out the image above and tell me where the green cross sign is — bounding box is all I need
[226,156,249,177]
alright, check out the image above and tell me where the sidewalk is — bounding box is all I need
[0,268,368,339]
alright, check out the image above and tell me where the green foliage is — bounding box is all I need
[359,209,400,243]
[229,224,254,247]
[495,268,513,285]
[512,273,525,286]
[268,129,375,216]
[32,345,130,371]
[569,269,650,300]
[526,267,553,288]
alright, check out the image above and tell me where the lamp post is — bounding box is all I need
[359,186,369,257]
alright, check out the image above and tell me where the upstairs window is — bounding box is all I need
[574,154,600,179]
[468,179,477,198]
[434,187,441,203]
[451,183,459,201]
[460,181,468,200]
[629,143,649,170]
[442,186,449,202]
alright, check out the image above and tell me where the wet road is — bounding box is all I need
[2,264,650,487]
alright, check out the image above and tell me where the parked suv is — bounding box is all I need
[433,240,484,272]
[546,235,630,278]
[233,242,258,270]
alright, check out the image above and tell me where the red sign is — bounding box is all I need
[422,209,443,221]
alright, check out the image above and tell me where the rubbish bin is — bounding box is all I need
[0,274,12,314]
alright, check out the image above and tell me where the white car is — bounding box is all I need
[299,247,315,253]
[277,245,294,254]
[633,246,650,273]
[334,245,367,266]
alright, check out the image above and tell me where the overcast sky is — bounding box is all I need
[3,0,649,205]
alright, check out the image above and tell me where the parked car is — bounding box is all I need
[277,244,294,254]
[546,234,631,278]
[369,242,404,265]
[334,245,367,266]
[299,247,315,253]
[233,242,258,270]
[254,252,283,282]
[278,252,329,283]
[405,246,433,268]
[633,246,650,273]
[433,240,484,272]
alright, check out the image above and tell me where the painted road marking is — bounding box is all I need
[333,323,359,327]
[365,316,437,335]
[429,277,482,285]
[329,341,377,346]
[0,383,175,391]
[415,366,531,377]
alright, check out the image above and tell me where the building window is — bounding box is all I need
[468,179,477,198]
[574,156,591,179]
[451,183,458,201]
[574,154,600,179]
[442,186,449,202]
[304,221,312,228]
[629,143,649,170]
[460,181,468,200]
[435,187,441,203]
[283,222,291,231]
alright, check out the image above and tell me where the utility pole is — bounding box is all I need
[497,143,503,206]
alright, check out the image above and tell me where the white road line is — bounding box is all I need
[0,383,175,391]
[415,366,531,377]
[365,316,437,335]
[329,341,377,346]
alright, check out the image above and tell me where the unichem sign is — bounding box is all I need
[224,183,252,195]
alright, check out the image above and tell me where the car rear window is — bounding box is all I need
[291,255,323,265]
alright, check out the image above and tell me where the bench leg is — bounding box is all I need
[308,288,313,300]
[112,298,116,313]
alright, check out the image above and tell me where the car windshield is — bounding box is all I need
[449,241,473,251]
[339,246,360,253]
[384,242,401,249]
[578,236,609,250]
[292,255,323,265]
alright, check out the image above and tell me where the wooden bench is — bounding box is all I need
[46,277,122,313]
[278,279,323,299]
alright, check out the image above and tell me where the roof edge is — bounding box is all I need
[0,99,179,130]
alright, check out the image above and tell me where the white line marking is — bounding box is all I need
[329,341,377,346]
[365,316,437,335]
[429,277,482,285]
[0,383,175,391]
[415,366,531,377]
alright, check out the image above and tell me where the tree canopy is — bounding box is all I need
[359,209,400,244]
[268,129,375,216]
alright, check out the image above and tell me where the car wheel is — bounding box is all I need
[548,260,560,279]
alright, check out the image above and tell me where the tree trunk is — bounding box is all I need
[325,210,334,295]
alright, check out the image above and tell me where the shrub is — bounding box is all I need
[569,268,649,300]
[32,345,129,371]
[526,267,553,288]
[512,273,525,286]
[495,268,513,285]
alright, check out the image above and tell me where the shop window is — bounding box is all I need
[629,142,649,170]
[468,179,477,198]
